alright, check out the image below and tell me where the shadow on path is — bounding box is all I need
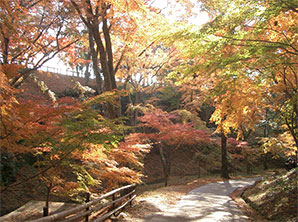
[144,177,262,222]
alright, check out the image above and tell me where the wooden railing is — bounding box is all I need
[29,184,136,222]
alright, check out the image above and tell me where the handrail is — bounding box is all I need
[62,190,135,222]
[29,184,136,222]
[39,66,77,77]
[93,194,136,222]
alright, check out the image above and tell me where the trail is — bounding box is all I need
[145,177,261,222]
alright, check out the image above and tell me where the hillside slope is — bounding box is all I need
[242,168,297,221]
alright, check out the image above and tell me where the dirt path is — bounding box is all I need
[144,177,262,222]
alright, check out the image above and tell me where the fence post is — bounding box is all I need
[129,186,135,207]
[129,192,133,207]
[112,193,116,216]
[85,192,90,222]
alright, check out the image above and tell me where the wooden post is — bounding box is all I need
[112,193,116,216]
[85,192,90,222]
[129,193,133,207]
[112,194,115,209]
[130,186,133,207]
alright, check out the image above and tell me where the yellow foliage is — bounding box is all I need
[261,132,296,157]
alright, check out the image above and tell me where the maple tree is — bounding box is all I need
[1,64,149,213]
[34,93,149,211]
[131,105,210,186]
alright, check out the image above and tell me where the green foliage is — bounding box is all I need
[154,86,182,111]
[70,164,100,191]
[193,142,221,172]
[171,109,208,130]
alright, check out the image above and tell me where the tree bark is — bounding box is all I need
[88,29,102,94]
[221,134,230,179]
[198,159,201,178]
[71,0,122,118]
[1,36,9,64]
[158,145,169,187]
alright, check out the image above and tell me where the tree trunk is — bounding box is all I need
[84,62,90,85]
[2,36,9,64]
[75,66,80,77]
[84,46,91,85]
[158,145,169,187]
[44,184,52,216]
[221,134,230,179]
[198,159,201,178]
[88,29,102,94]
[102,13,117,90]
[71,1,120,118]
[91,25,118,118]
[262,154,269,170]
[246,161,251,174]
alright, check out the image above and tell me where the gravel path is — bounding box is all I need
[145,177,262,222]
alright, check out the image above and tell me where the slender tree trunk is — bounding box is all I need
[221,134,230,179]
[198,159,201,178]
[91,25,117,118]
[75,66,80,77]
[158,145,169,187]
[2,36,9,64]
[84,63,90,85]
[44,184,52,216]
[262,154,268,170]
[84,47,91,85]
[166,152,171,178]
[91,25,113,91]
[88,29,102,94]
[246,161,251,174]
[102,14,117,90]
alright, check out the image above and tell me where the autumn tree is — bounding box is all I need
[132,105,210,186]
[1,65,149,215]
[0,0,79,88]
[34,92,149,211]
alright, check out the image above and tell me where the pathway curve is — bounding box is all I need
[145,177,262,222]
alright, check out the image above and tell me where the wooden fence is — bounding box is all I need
[29,184,136,222]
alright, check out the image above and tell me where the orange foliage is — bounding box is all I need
[136,107,211,148]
